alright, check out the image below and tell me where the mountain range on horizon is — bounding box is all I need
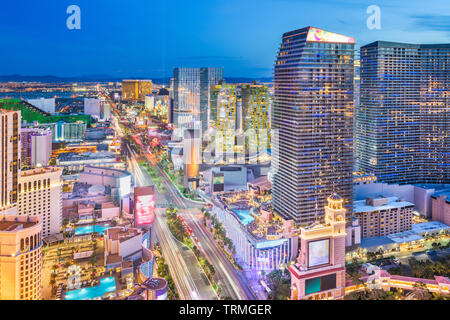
[0,74,273,84]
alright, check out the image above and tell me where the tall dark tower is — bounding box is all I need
[272,27,355,225]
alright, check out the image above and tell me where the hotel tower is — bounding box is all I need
[357,41,450,184]
[272,27,355,225]
[0,215,42,300]
[0,108,21,214]
[173,67,223,136]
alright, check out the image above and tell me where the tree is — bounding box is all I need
[266,270,291,300]
[412,281,431,300]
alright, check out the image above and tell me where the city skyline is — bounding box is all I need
[0,0,449,78]
[0,0,449,304]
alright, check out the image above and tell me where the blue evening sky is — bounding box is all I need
[0,0,449,78]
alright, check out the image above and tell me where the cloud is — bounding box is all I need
[410,15,450,33]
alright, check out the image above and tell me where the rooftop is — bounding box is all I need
[68,182,111,199]
[105,227,141,243]
[354,196,414,214]
[21,166,62,177]
[0,215,39,231]
[412,221,450,234]
[431,189,450,199]
[360,236,394,249]
[134,186,154,197]
[57,151,117,162]
[387,230,423,244]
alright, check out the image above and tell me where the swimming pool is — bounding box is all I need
[65,277,116,300]
[74,224,110,236]
[233,209,255,225]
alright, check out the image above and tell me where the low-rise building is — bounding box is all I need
[211,192,297,271]
[104,227,143,269]
[354,196,414,239]
[79,165,131,199]
[57,151,121,173]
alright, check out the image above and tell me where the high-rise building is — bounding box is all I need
[211,83,270,163]
[357,41,450,184]
[241,84,271,159]
[173,67,223,136]
[122,80,153,102]
[84,98,111,122]
[214,84,242,157]
[0,215,42,300]
[272,26,355,225]
[17,167,63,237]
[20,128,52,168]
[0,109,21,214]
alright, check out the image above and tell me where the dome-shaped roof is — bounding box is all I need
[88,184,106,196]
[158,88,169,96]
[328,193,342,201]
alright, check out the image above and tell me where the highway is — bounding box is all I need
[126,143,217,300]
[154,163,255,300]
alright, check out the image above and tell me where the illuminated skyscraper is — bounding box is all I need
[241,84,271,159]
[173,68,223,136]
[122,80,153,101]
[214,84,242,158]
[272,27,355,225]
[357,41,449,184]
[0,108,21,214]
[212,83,270,163]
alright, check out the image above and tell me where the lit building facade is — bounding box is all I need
[289,194,347,300]
[0,109,21,213]
[0,215,42,300]
[84,98,111,122]
[354,196,414,239]
[357,41,450,184]
[214,84,242,156]
[17,167,63,237]
[211,204,295,271]
[122,80,153,102]
[241,84,271,158]
[20,128,52,168]
[173,67,223,136]
[211,83,271,163]
[273,26,355,224]
[38,121,86,142]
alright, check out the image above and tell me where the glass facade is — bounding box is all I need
[357,41,450,184]
[211,83,271,163]
[273,27,355,225]
[173,67,223,136]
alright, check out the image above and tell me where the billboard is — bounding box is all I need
[305,273,337,295]
[306,27,355,44]
[134,186,155,226]
[308,239,330,268]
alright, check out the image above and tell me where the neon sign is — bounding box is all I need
[307,27,355,44]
